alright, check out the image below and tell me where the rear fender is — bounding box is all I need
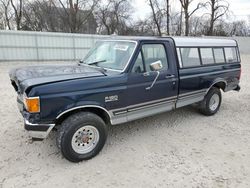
[206,79,227,94]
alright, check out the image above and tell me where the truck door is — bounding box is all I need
[125,41,178,121]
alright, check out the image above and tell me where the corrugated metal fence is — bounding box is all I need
[0,30,108,61]
[0,30,249,62]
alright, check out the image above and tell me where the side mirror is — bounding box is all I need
[145,61,162,90]
[150,60,163,71]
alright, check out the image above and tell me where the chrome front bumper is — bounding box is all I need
[24,119,55,139]
[17,96,55,140]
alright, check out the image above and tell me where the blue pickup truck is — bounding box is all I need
[9,37,241,162]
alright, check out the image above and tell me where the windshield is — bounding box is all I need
[82,40,137,71]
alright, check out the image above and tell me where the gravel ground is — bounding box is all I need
[0,56,250,188]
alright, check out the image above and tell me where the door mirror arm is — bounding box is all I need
[146,71,160,90]
[145,60,162,90]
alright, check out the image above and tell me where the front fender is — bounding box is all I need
[56,102,110,120]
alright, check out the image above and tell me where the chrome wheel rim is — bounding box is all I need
[209,94,220,111]
[71,125,99,154]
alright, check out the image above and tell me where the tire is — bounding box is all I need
[199,87,222,116]
[57,112,108,162]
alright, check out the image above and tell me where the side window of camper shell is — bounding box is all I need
[177,46,239,68]
[179,48,201,68]
[224,47,238,63]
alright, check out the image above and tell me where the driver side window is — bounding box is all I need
[132,51,144,73]
[142,44,168,72]
[132,43,168,73]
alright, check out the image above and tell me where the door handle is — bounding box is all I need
[143,72,151,77]
[165,74,175,79]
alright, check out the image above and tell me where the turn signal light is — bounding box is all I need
[24,97,40,113]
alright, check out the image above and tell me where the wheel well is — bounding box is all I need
[55,107,111,127]
[212,81,226,91]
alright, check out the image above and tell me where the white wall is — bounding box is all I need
[232,37,250,54]
[0,30,249,61]
[0,30,108,61]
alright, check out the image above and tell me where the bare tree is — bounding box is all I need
[169,12,181,35]
[165,0,170,35]
[0,0,12,29]
[205,0,229,35]
[95,0,132,35]
[179,5,183,35]
[57,0,97,33]
[95,1,112,34]
[148,0,162,36]
[21,0,97,33]
[229,20,249,36]
[22,0,56,31]
[147,0,173,36]
[10,0,23,30]
[130,19,156,36]
[0,0,249,37]
[179,0,204,36]
[189,16,205,36]
[0,4,4,29]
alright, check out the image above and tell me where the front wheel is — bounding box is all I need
[57,112,108,162]
[199,87,222,116]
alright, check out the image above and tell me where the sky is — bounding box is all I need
[133,0,250,22]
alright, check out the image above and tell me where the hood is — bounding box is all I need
[9,64,105,94]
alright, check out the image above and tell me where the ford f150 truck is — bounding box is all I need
[9,37,241,162]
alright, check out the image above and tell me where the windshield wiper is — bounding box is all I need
[87,60,106,66]
[82,60,107,75]
[96,67,107,76]
[79,59,107,75]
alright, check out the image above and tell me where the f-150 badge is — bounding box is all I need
[105,95,118,102]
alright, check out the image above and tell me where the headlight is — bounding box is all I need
[23,96,40,113]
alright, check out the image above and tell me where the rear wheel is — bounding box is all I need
[57,112,108,162]
[199,87,222,116]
